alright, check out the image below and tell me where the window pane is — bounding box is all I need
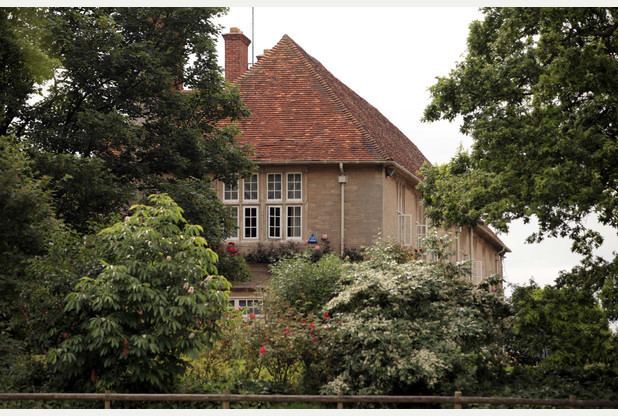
[244,174,258,201]
[224,181,238,201]
[244,207,258,238]
[287,173,302,200]
[287,206,301,238]
[267,174,282,200]
[268,206,281,238]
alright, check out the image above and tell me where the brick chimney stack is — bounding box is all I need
[223,27,251,82]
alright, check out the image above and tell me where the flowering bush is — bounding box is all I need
[182,300,332,394]
[322,236,510,395]
[210,292,330,393]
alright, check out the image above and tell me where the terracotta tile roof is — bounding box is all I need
[233,35,430,175]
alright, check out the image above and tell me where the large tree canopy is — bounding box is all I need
[6,7,253,233]
[420,8,618,316]
[0,8,58,136]
[421,8,618,254]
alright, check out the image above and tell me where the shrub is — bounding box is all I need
[270,254,342,314]
[216,252,250,282]
[245,242,303,264]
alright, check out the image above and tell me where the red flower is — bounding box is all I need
[283,327,290,336]
[309,322,315,330]
[226,242,238,256]
[259,345,267,356]
[248,312,256,319]
[322,311,330,320]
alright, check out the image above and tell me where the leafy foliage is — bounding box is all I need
[48,194,231,392]
[421,8,618,256]
[7,7,254,233]
[0,8,58,135]
[509,282,614,368]
[0,136,59,375]
[323,237,510,395]
[270,254,342,314]
[245,242,303,264]
[152,177,233,247]
[216,252,250,282]
[420,7,618,334]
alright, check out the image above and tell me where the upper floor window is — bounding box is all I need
[223,180,239,202]
[243,174,258,202]
[287,173,302,201]
[267,173,282,201]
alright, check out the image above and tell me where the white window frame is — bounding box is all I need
[243,174,259,203]
[226,206,239,240]
[230,298,263,316]
[417,223,427,248]
[398,214,412,246]
[267,205,282,239]
[286,172,303,202]
[286,205,302,240]
[223,180,239,203]
[267,173,283,202]
[243,206,259,240]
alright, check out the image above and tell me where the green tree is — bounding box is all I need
[509,282,613,368]
[1,8,58,135]
[0,136,60,387]
[48,194,231,392]
[421,7,618,315]
[10,7,253,234]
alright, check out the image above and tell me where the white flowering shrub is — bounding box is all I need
[323,236,510,395]
[48,194,231,392]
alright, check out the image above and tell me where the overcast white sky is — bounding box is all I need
[214,7,618,289]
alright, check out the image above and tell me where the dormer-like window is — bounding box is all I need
[223,180,239,202]
[267,173,282,201]
[244,174,258,202]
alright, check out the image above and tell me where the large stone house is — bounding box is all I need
[216,28,509,308]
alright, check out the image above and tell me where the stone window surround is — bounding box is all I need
[221,172,305,242]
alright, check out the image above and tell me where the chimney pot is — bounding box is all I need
[223,27,251,82]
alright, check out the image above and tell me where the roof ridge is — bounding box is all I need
[233,38,279,84]
[280,35,389,161]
